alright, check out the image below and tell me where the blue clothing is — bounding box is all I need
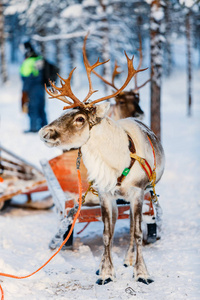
[20,56,47,131]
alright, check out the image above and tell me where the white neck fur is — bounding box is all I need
[81,117,130,193]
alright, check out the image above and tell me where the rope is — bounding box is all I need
[0,284,4,300]
[77,222,90,235]
[0,168,83,300]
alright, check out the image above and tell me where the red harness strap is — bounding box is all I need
[130,136,158,203]
[147,136,156,169]
[130,136,156,184]
[118,134,157,189]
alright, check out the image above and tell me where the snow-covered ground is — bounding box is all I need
[0,65,200,300]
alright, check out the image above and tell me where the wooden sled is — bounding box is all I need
[0,146,159,244]
[41,150,159,247]
[0,145,50,210]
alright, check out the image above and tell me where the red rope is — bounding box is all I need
[147,136,156,169]
[0,169,82,300]
[77,222,90,235]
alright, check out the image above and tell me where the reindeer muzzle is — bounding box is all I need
[39,127,60,147]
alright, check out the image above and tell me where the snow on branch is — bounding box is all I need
[61,4,83,18]
[32,31,88,42]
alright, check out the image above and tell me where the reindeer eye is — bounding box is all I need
[74,116,86,125]
[119,100,125,105]
[76,117,85,122]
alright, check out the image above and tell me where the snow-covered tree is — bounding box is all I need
[2,0,199,124]
[179,0,200,116]
[0,0,7,83]
[149,0,165,141]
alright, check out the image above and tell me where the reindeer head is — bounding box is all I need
[39,102,110,150]
[115,90,144,119]
[39,34,146,151]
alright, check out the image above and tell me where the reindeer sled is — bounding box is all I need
[38,35,162,250]
[0,144,161,247]
[1,34,164,285]
[40,149,161,251]
[0,139,161,246]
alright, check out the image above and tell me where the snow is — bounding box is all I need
[4,2,28,16]
[0,64,200,299]
[151,6,164,22]
[83,0,98,7]
[179,0,196,8]
[33,31,87,42]
[61,5,83,19]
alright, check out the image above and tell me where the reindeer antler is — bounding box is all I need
[133,36,151,93]
[45,68,84,109]
[82,33,109,103]
[45,34,147,110]
[112,61,122,88]
[91,37,150,94]
[85,52,147,107]
[92,60,121,91]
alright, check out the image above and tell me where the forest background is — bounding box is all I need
[0,0,200,140]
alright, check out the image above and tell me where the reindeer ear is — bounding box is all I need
[95,102,110,119]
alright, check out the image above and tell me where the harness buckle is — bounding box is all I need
[122,168,130,176]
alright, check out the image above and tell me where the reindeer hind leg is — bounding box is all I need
[132,190,154,284]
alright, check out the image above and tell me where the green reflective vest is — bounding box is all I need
[20,56,43,77]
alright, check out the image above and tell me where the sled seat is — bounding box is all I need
[47,158,132,222]
[47,150,154,221]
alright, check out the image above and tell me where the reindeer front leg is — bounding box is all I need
[96,195,117,285]
[131,189,153,284]
[124,207,135,267]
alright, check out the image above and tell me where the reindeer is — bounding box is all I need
[92,37,150,120]
[39,35,165,285]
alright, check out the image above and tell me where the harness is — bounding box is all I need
[117,134,158,202]
[117,135,136,186]
[83,133,158,203]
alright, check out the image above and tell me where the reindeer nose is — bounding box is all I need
[43,131,51,139]
[39,127,59,141]
[39,127,48,140]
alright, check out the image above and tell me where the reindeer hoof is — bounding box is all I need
[147,278,154,284]
[96,278,113,285]
[96,269,100,275]
[137,277,154,285]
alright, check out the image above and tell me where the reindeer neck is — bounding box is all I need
[81,117,131,192]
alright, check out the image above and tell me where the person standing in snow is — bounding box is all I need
[20,41,47,133]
